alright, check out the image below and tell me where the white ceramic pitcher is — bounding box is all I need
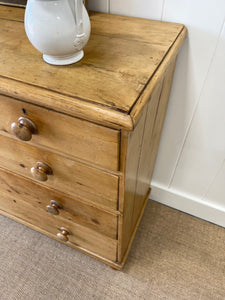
[25,0,91,65]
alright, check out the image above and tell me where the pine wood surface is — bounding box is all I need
[0,194,117,261]
[118,189,150,268]
[0,0,26,7]
[130,27,187,125]
[118,110,148,261]
[0,6,186,129]
[0,6,187,268]
[0,167,118,239]
[118,60,177,261]
[0,3,24,20]
[0,94,120,171]
[1,208,123,269]
[0,135,119,210]
[132,61,176,228]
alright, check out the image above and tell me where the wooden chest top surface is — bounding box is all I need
[0,6,186,129]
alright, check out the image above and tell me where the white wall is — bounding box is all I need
[89,0,225,227]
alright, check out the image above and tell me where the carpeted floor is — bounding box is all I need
[0,200,225,300]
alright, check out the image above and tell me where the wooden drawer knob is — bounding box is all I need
[46,200,63,215]
[11,117,37,141]
[57,227,70,242]
[31,162,53,181]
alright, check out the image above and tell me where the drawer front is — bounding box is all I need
[0,135,119,210]
[0,193,117,261]
[0,168,117,239]
[0,95,119,171]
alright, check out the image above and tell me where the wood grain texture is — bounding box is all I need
[0,6,187,268]
[0,167,118,239]
[0,135,119,210]
[0,18,164,112]
[0,4,24,20]
[119,188,150,269]
[130,26,187,125]
[118,130,128,212]
[131,81,164,229]
[0,94,120,171]
[1,208,124,269]
[0,0,26,7]
[118,60,177,262]
[0,76,133,131]
[145,60,177,186]
[0,193,117,261]
[90,11,184,46]
[132,60,176,232]
[0,6,185,129]
[118,108,148,260]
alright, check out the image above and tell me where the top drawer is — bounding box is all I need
[0,95,120,171]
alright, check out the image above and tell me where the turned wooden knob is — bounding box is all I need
[31,162,53,182]
[57,227,70,242]
[11,117,37,141]
[46,200,63,215]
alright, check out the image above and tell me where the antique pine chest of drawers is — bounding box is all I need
[0,6,186,269]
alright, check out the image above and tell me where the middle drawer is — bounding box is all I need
[0,135,119,210]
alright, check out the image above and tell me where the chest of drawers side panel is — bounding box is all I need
[117,107,148,262]
[132,60,177,226]
[118,58,177,264]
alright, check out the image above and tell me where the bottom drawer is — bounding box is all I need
[0,192,118,262]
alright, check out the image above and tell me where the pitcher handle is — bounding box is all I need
[75,0,84,37]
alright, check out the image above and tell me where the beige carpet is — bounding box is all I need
[0,200,225,300]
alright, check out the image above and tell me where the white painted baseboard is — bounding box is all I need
[150,183,225,228]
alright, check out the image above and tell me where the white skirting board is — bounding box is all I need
[150,184,225,228]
